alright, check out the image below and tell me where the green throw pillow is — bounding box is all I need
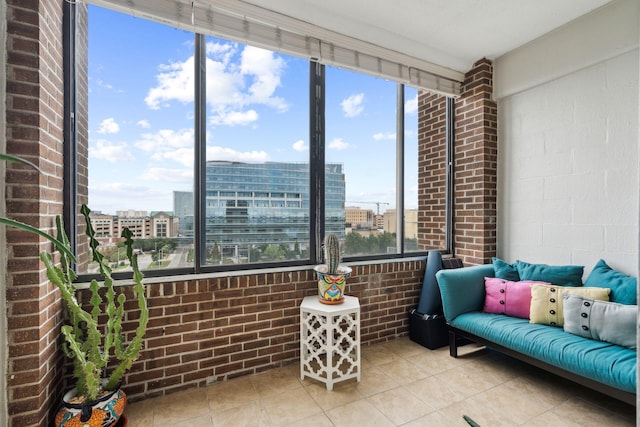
[584,259,637,305]
[516,261,584,287]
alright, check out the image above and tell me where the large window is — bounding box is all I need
[403,86,420,253]
[201,35,310,266]
[71,3,450,278]
[80,7,195,275]
[326,67,397,256]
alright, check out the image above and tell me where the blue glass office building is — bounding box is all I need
[204,161,345,264]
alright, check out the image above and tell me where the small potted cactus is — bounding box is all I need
[313,234,352,304]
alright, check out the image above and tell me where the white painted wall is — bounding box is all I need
[495,0,640,278]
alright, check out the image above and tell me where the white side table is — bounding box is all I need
[300,295,361,390]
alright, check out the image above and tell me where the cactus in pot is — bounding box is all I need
[324,233,341,275]
[2,154,147,426]
[46,205,148,426]
[313,234,352,304]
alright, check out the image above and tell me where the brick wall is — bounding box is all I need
[71,260,424,401]
[417,93,447,250]
[4,0,66,426]
[454,58,498,265]
[417,58,498,266]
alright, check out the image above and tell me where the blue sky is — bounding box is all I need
[88,5,418,215]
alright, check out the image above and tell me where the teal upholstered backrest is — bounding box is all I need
[436,264,494,322]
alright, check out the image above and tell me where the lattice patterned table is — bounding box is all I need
[299,295,361,390]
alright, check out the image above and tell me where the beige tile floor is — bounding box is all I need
[125,337,636,426]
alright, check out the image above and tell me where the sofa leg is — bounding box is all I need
[449,330,458,358]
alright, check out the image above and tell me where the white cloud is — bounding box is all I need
[373,132,395,141]
[139,167,193,183]
[137,120,151,129]
[206,42,235,61]
[88,182,174,214]
[134,128,194,152]
[405,93,418,114]
[145,43,288,126]
[207,146,270,162]
[151,147,194,167]
[329,138,350,150]
[292,139,308,152]
[145,57,195,109]
[341,93,365,118]
[128,128,269,167]
[204,55,245,108]
[89,140,135,162]
[91,181,150,195]
[210,109,259,127]
[94,78,114,91]
[97,118,120,134]
[240,46,287,111]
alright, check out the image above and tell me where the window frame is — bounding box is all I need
[65,3,453,281]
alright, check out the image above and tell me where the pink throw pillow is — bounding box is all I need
[483,277,549,319]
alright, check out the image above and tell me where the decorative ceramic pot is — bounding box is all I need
[54,382,126,427]
[314,265,352,304]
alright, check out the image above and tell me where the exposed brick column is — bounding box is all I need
[416,92,447,250]
[4,1,66,426]
[453,58,498,265]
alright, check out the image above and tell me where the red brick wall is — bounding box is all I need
[417,58,498,265]
[453,58,498,265]
[72,260,424,401]
[4,1,66,426]
[417,93,447,250]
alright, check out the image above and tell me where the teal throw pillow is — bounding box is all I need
[515,261,583,287]
[492,257,520,281]
[584,259,637,305]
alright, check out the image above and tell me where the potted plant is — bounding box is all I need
[313,234,352,304]
[49,205,148,427]
[1,154,148,427]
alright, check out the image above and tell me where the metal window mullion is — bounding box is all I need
[309,61,325,264]
[395,83,404,254]
[194,33,207,272]
[63,0,78,260]
[445,97,455,254]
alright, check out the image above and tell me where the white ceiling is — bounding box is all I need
[239,0,612,73]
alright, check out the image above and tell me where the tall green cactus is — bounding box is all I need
[324,234,341,274]
[40,204,148,402]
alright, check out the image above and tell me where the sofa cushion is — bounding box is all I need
[584,259,637,305]
[450,312,636,394]
[492,257,520,281]
[529,284,610,327]
[563,294,637,350]
[483,278,546,319]
[437,264,494,322]
[516,261,584,287]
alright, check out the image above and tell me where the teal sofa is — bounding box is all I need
[436,264,637,406]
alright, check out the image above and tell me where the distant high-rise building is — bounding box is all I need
[173,191,194,238]
[89,211,178,241]
[202,161,345,263]
[91,213,116,239]
[373,214,384,230]
[346,207,374,228]
[384,209,418,238]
